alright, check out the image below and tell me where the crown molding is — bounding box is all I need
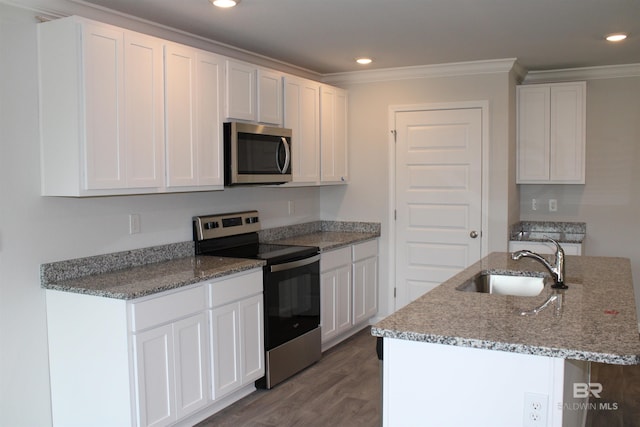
[322,58,519,85]
[5,0,322,80]
[523,63,640,83]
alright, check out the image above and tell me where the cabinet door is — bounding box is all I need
[517,82,585,184]
[210,303,241,399]
[164,44,199,187]
[335,265,352,334]
[517,85,550,183]
[165,46,224,189]
[226,60,256,121]
[123,32,165,189]
[320,85,348,183]
[550,83,585,183]
[195,51,224,187]
[133,324,176,427]
[173,313,210,419]
[82,22,126,190]
[239,294,265,383]
[257,69,283,125]
[320,264,351,343]
[320,269,338,342]
[284,76,320,183]
[353,256,378,325]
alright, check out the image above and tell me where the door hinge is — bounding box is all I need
[394,209,397,220]
[393,287,397,298]
[391,129,397,142]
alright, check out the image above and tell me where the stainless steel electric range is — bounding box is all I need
[193,210,321,389]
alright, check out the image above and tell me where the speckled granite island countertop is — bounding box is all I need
[372,252,640,365]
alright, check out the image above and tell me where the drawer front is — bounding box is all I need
[209,269,263,308]
[352,239,378,262]
[321,246,352,271]
[130,285,206,332]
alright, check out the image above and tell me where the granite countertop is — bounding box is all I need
[269,231,379,251]
[41,220,381,300]
[510,221,586,243]
[372,252,640,365]
[43,256,265,300]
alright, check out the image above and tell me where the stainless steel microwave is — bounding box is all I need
[224,122,293,185]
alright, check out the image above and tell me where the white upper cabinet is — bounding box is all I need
[517,82,586,184]
[284,76,321,183]
[320,84,348,183]
[225,59,256,122]
[165,44,224,189]
[225,59,283,125]
[124,32,166,190]
[282,79,348,186]
[257,69,283,125]
[39,16,224,196]
[39,17,165,196]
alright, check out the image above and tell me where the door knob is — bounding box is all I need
[470,230,479,239]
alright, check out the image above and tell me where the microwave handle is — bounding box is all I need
[276,137,291,174]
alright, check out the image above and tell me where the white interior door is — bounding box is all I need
[395,107,483,309]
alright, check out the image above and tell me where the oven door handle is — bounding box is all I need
[270,254,320,273]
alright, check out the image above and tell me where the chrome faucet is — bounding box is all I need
[511,237,567,289]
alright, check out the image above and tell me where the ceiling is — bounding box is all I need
[77,0,640,75]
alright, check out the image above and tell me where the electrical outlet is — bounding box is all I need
[288,200,295,215]
[532,198,538,211]
[549,199,558,212]
[129,214,141,234]
[523,392,548,427]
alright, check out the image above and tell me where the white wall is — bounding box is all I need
[0,4,320,426]
[519,75,640,316]
[321,70,516,318]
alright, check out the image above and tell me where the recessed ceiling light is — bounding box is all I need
[605,33,628,42]
[356,57,373,65]
[210,0,240,8]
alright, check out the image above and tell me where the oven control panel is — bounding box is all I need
[193,210,260,240]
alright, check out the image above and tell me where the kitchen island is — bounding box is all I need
[372,252,640,427]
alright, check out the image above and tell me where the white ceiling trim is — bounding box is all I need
[523,63,640,83]
[322,58,520,85]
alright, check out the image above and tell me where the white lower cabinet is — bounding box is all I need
[320,239,378,350]
[321,246,353,343]
[130,285,210,427]
[352,240,379,324]
[45,267,264,427]
[209,270,265,401]
[133,312,209,427]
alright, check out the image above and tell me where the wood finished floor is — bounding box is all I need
[196,327,380,427]
[197,327,639,427]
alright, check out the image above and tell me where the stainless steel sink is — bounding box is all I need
[456,272,545,297]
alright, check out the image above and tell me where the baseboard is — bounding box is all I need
[321,318,380,352]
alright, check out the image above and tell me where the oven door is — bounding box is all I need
[264,254,320,350]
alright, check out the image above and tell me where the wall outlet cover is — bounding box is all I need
[523,392,548,427]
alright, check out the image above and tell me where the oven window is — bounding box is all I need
[264,260,320,350]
